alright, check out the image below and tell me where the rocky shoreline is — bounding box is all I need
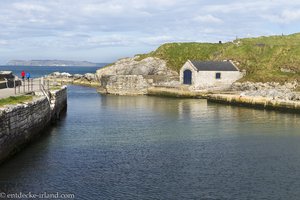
[231,81,300,101]
[95,57,179,95]
[45,71,100,87]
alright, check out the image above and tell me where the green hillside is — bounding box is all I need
[136,33,300,83]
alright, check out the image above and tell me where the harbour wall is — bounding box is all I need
[0,87,67,164]
[208,94,300,113]
[147,86,300,113]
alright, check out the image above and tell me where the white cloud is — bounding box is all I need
[87,35,132,46]
[202,0,300,16]
[12,2,49,12]
[194,15,223,24]
[82,3,124,15]
[0,40,9,46]
[139,35,174,45]
[263,9,300,24]
[0,0,300,63]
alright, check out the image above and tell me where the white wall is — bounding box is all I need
[180,61,243,89]
[195,71,242,89]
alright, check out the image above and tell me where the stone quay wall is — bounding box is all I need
[50,87,68,121]
[207,94,300,113]
[0,87,67,163]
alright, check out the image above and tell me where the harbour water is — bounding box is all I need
[1,85,300,199]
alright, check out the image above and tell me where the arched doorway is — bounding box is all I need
[183,70,192,85]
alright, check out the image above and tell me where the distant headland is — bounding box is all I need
[6,60,103,67]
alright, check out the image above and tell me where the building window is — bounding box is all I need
[216,72,221,79]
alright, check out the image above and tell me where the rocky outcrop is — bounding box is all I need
[47,72,97,80]
[43,56,195,95]
[100,75,151,95]
[231,81,300,101]
[96,57,179,95]
[45,72,99,87]
[231,81,298,91]
[96,57,177,77]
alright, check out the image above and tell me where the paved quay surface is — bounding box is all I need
[0,79,43,99]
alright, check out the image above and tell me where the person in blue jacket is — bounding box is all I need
[26,72,30,80]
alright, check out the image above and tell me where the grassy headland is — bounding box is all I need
[134,33,300,83]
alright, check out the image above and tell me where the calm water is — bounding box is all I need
[1,85,300,200]
[0,65,106,78]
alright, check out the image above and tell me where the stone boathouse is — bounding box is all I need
[180,60,242,89]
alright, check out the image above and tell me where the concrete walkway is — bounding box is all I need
[0,79,44,99]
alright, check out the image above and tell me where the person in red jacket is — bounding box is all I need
[21,71,25,81]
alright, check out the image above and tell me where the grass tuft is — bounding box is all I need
[0,95,33,107]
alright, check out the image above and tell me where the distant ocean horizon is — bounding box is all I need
[0,64,107,78]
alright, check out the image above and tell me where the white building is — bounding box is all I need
[180,60,243,89]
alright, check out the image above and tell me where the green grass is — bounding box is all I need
[0,95,33,107]
[104,32,300,83]
[50,86,62,90]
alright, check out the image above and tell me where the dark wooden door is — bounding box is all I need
[183,70,192,85]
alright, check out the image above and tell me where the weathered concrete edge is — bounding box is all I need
[207,94,300,113]
[147,87,208,98]
[0,86,67,164]
[147,86,300,113]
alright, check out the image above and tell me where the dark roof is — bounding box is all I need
[190,60,238,71]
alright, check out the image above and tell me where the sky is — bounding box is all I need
[0,0,300,64]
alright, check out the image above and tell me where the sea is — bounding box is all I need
[0,65,107,78]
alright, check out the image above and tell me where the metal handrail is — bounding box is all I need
[4,78,10,88]
[10,78,52,102]
[40,79,50,103]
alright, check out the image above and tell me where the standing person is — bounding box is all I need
[26,72,30,80]
[21,71,25,81]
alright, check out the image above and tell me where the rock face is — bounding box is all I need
[101,75,151,95]
[96,57,179,95]
[47,72,97,82]
[44,72,100,87]
[231,81,300,101]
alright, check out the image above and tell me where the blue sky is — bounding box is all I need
[0,0,300,64]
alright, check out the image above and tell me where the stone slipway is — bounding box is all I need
[0,87,67,164]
